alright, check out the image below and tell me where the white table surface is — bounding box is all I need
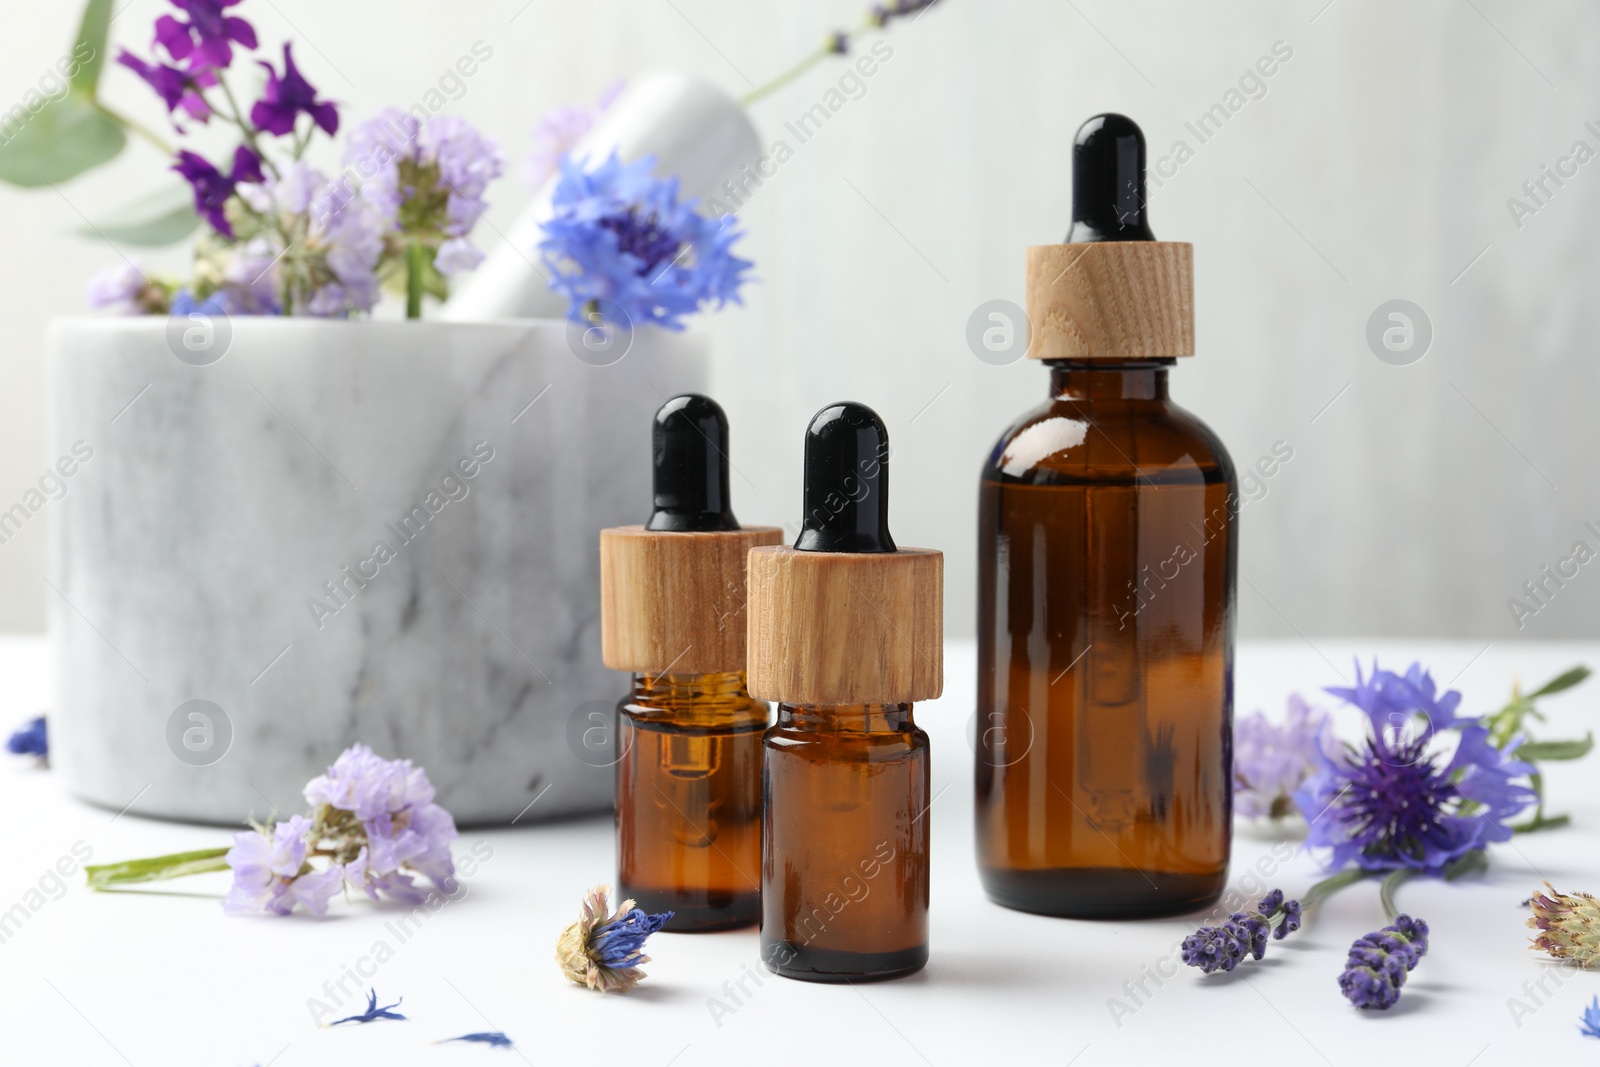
[3,635,1598,1067]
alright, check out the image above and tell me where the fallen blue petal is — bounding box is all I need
[439,1032,514,1048]
[6,716,47,762]
[1580,995,1600,1038]
[329,988,406,1026]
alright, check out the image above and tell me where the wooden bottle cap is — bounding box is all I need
[1024,240,1194,360]
[746,545,943,706]
[600,525,784,674]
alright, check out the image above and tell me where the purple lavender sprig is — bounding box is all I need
[740,0,946,106]
[1338,914,1430,1010]
[1181,888,1303,974]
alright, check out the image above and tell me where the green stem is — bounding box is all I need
[739,13,879,106]
[92,101,174,155]
[215,72,279,180]
[1378,868,1417,921]
[85,847,232,890]
[406,241,427,319]
[1302,867,1372,908]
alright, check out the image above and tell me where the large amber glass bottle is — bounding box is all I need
[616,671,767,929]
[974,114,1235,918]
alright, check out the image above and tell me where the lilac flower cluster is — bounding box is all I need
[1180,888,1303,974]
[540,152,752,331]
[224,743,458,917]
[1233,693,1332,819]
[102,1,502,318]
[1294,661,1537,874]
[345,109,506,278]
[1337,914,1430,1010]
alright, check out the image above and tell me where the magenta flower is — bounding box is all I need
[250,44,338,137]
[173,145,262,236]
[154,0,258,71]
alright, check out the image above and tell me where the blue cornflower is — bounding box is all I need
[6,716,47,765]
[439,1032,514,1048]
[1294,661,1537,874]
[1580,995,1600,1039]
[1181,889,1302,974]
[1338,915,1429,1010]
[538,152,752,332]
[328,988,406,1026]
[555,885,673,993]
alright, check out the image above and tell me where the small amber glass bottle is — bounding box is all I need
[974,115,1236,919]
[748,402,943,981]
[600,394,782,931]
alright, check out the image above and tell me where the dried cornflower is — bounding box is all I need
[1581,995,1600,1039]
[1528,881,1600,968]
[328,988,406,1026]
[555,885,671,993]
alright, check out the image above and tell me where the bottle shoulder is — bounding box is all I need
[983,395,1236,488]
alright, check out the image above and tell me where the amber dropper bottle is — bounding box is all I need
[748,402,943,981]
[599,394,783,931]
[974,114,1238,918]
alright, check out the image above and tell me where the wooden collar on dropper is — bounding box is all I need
[1025,112,1194,361]
[747,402,942,707]
[600,394,781,675]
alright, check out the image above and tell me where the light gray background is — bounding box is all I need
[1,0,1595,642]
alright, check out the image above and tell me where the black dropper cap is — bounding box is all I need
[1064,113,1156,243]
[645,393,739,532]
[794,402,895,554]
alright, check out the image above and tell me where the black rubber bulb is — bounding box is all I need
[1065,112,1156,243]
[645,393,739,532]
[794,401,895,554]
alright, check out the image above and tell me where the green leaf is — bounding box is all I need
[0,93,125,187]
[1528,664,1591,699]
[77,183,200,246]
[70,0,114,96]
[85,847,232,889]
[1515,734,1595,761]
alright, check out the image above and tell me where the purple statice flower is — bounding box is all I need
[1338,914,1430,1010]
[250,44,338,137]
[6,716,47,765]
[344,109,504,278]
[210,238,283,315]
[1181,889,1302,974]
[1581,995,1600,1039]
[539,152,752,332]
[556,886,672,993]
[303,742,459,901]
[1234,693,1333,819]
[116,52,211,120]
[86,263,171,315]
[224,814,345,917]
[154,0,257,72]
[1294,661,1537,874]
[523,81,625,192]
[329,988,406,1026]
[174,145,262,237]
[236,162,385,316]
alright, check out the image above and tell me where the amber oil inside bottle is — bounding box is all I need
[761,701,930,981]
[975,360,1236,918]
[617,670,768,931]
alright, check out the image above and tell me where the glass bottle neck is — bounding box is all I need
[1047,359,1173,401]
[776,703,914,733]
[631,671,751,705]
